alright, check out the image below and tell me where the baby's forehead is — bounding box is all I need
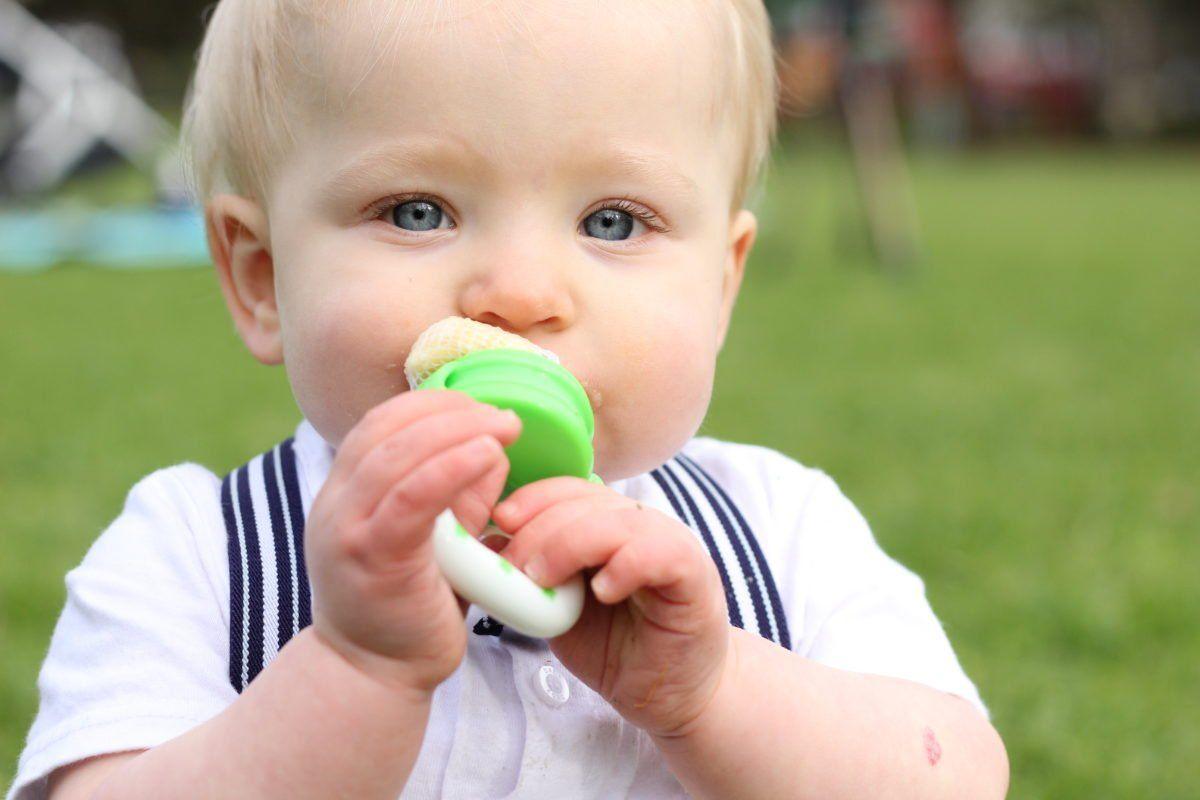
[315,1,724,90]
[292,1,732,169]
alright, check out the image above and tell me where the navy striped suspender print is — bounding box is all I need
[650,455,791,650]
[222,441,790,691]
[221,437,309,693]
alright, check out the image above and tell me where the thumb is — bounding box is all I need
[450,452,509,534]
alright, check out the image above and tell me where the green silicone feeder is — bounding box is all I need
[418,349,595,493]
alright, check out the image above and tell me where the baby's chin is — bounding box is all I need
[591,409,702,483]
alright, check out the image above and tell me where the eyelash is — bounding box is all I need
[363,193,669,235]
[593,197,669,234]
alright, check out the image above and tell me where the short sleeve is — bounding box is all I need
[777,465,988,717]
[6,464,236,800]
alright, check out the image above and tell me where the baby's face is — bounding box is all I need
[250,1,756,480]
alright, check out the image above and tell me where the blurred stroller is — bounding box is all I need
[0,0,203,270]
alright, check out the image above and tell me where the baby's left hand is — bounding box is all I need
[493,477,732,738]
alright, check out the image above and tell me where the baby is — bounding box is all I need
[8,1,1008,798]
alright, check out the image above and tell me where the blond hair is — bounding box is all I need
[181,0,778,212]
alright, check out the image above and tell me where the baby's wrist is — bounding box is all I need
[648,627,744,748]
[307,625,443,703]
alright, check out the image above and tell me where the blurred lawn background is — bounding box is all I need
[3,135,1199,797]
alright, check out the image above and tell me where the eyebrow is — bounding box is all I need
[592,149,702,201]
[323,141,484,205]
[323,140,702,206]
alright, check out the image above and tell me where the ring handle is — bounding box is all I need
[432,509,584,638]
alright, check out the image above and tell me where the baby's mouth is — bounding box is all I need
[403,316,602,411]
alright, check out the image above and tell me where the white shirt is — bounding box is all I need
[7,420,985,799]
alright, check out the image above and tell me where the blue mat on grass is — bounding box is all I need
[0,206,208,272]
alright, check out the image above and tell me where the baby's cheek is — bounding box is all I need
[594,315,718,479]
[282,292,412,447]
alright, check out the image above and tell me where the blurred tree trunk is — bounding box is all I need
[1097,0,1161,136]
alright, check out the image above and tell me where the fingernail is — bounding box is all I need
[591,573,613,600]
[524,554,547,585]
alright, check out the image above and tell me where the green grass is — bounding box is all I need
[3,141,1199,796]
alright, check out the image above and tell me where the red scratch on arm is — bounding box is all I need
[923,726,942,766]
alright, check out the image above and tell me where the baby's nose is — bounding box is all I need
[459,261,575,334]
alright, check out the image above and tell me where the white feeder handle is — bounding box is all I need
[432,509,584,639]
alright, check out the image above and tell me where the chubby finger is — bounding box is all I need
[508,506,648,588]
[364,434,508,559]
[332,390,477,482]
[499,493,626,568]
[492,475,610,533]
[450,453,510,535]
[588,529,714,606]
[516,508,711,605]
[350,404,520,516]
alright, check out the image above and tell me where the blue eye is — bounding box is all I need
[391,200,448,232]
[583,208,636,241]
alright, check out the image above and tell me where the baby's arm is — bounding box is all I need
[649,460,1006,798]
[652,627,1008,800]
[47,390,520,800]
[50,627,437,800]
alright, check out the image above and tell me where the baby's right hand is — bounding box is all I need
[305,390,521,695]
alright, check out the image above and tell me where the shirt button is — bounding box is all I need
[533,663,570,708]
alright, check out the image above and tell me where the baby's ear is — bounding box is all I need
[206,194,283,365]
[717,209,757,350]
